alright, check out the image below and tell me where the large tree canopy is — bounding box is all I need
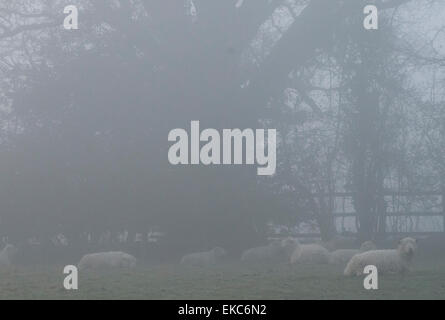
[0,0,444,251]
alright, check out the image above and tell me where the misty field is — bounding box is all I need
[0,258,444,300]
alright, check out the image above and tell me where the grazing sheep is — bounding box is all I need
[241,240,288,263]
[290,240,330,264]
[180,247,226,267]
[78,251,137,270]
[328,241,377,265]
[344,237,417,276]
[0,244,16,267]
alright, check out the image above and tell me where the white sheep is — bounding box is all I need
[180,247,226,267]
[289,239,330,264]
[344,237,417,276]
[0,244,16,267]
[241,240,287,263]
[78,251,137,270]
[328,241,377,265]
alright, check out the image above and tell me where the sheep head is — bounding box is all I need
[398,237,417,261]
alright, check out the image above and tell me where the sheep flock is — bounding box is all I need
[178,236,420,278]
[0,235,421,280]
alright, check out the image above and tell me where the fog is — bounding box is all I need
[0,0,444,300]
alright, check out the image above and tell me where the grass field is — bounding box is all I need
[0,258,444,300]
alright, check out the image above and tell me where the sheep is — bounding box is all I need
[344,237,417,276]
[241,240,288,263]
[328,241,377,265]
[289,239,330,264]
[78,251,137,270]
[0,244,16,267]
[180,247,227,267]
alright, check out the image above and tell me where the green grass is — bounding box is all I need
[0,258,444,300]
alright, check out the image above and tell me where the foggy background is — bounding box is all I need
[0,0,444,299]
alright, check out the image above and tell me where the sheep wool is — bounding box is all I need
[328,241,377,265]
[241,241,286,263]
[344,237,417,276]
[180,247,226,267]
[290,241,330,264]
[78,251,137,270]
